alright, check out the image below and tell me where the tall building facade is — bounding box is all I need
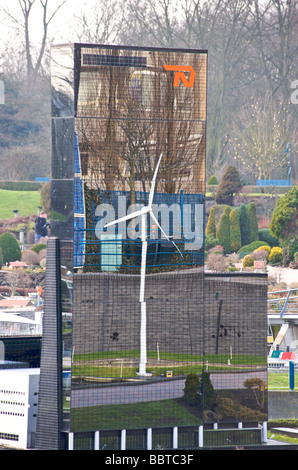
[36,44,268,450]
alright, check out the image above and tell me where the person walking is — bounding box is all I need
[35,211,48,243]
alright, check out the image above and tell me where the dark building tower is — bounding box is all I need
[36,44,267,450]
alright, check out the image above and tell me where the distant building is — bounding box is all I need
[7,261,28,269]
[0,368,39,449]
[0,298,33,309]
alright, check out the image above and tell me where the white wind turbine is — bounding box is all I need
[104,153,182,376]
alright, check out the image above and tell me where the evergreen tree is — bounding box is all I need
[205,206,216,238]
[223,205,232,218]
[270,186,298,263]
[199,372,215,411]
[183,373,201,406]
[216,211,230,253]
[238,203,249,247]
[230,209,241,252]
[248,202,259,243]
[215,166,242,205]
[0,232,21,264]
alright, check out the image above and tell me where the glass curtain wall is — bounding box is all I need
[51,44,267,441]
[51,44,207,434]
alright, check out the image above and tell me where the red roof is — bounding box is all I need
[8,261,28,268]
[0,298,33,308]
[281,352,296,360]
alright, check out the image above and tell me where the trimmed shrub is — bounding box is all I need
[206,253,229,272]
[205,206,217,238]
[31,243,47,254]
[268,246,283,265]
[215,166,242,205]
[255,245,271,254]
[229,209,241,252]
[0,232,21,264]
[207,175,218,185]
[208,244,224,254]
[37,249,47,264]
[259,228,280,248]
[205,234,219,251]
[251,249,268,260]
[270,185,298,263]
[275,282,288,291]
[242,254,254,268]
[238,204,250,247]
[183,373,201,406]
[238,240,270,258]
[216,212,230,254]
[21,250,38,265]
[248,202,259,243]
[199,372,215,410]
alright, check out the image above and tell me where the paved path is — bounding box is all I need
[268,267,298,286]
[71,371,267,408]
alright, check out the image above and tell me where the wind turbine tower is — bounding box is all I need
[105,154,182,376]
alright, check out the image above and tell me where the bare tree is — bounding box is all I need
[72,0,123,44]
[1,0,68,89]
[228,92,296,180]
[251,0,298,103]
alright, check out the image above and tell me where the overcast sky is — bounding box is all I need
[1,0,100,45]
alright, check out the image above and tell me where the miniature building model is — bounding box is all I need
[36,44,268,450]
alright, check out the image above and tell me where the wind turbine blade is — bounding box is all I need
[148,153,163,208]
[104,209,144,228]
[149,211,183,257]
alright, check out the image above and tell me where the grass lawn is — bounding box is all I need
[268,371,298,391]
[71,398,202,432]
[72,351,266,380]
[0,189,41,219]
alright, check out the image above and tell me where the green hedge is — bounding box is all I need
[0,181,42,191]
[238,240,270,258]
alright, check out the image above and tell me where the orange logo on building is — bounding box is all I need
[163,65,195,88]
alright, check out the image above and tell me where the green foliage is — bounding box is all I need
[207,175,218,185]
[216,212,230,254]
[0,247,3,269]
[255,245,271,255]
[200,372,216,410]
[268,246,283,265]
[205,207,216,238]
[229,209,241,252]
[183,372,215,411]
[0,181,42,191]
[270,186,298,263]
[215,166,242,205]
[237,203,250,247]
[242,254,254,267]
[205,234,219,251]
[223,205,232,216]
[259,228,280,247]
[183,373,201,406]
[31,243,47,253]
[248,202,259,243]
[0,232,21,264]
[238,240,270,258]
